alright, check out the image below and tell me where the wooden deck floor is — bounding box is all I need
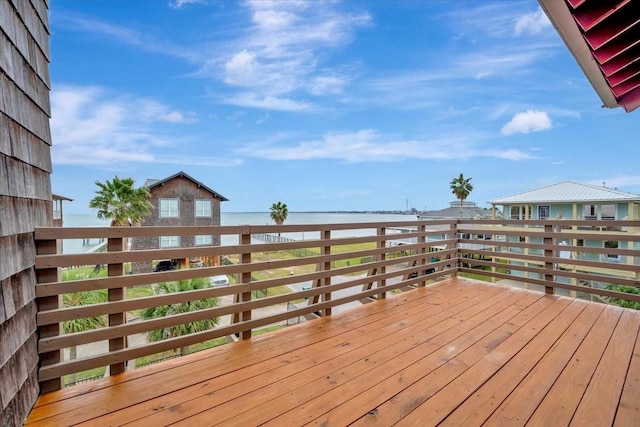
[25,278,640,426]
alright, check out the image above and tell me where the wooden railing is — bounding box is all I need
[33,219,640,392]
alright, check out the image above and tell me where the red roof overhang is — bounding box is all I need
[539,0,640,112]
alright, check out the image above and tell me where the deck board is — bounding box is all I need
[169,283,511,426]
[570,309,640,426]
[470,301,606,426]
[24,278,640,427]
[88,283,484,427]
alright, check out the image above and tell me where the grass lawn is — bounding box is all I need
[228,241,378,281]
[63,366,106,387]
[126,286,155,299]
[61,266,106,281]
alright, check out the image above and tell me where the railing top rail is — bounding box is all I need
[34,219,458,239]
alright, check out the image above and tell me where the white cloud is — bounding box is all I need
[447,4,530,39]
[224,93,312,111]
[309,75,347,95]
[210,1,370,110]
[252,9,296,31]
[136,100,198,124]
[500,110,552,135]
[496,149,534,161]
[223,50,260,86]
[235,129,535,162]
[50,86,229,167]
[457,49,547,78]
[475,72,491,80]
[169,0,204,9]
[514,8,551,36]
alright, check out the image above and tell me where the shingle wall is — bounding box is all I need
[0,0,52,424]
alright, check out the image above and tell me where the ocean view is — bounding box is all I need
[62,212,418,254]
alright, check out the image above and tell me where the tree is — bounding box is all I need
[270,201,288,226]
[450,173,474,218]
[89,176,153,226]
[140,278,219,355]
[63,290,107,383]
[605,285,640,310]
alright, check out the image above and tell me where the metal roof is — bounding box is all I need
[146,171,229,201]
[52,193,73,202]
[539,0,640,113]
[490,181,640,204]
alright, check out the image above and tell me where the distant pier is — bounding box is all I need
[81,238,107,253]
[252,233,295,244]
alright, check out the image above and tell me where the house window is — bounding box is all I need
[160,236,179,248]
[510,205,532,220]
[584,204,596,219]
[582,204,616,220]
[510,206,520,220]
[538,206,550,219]
[195,235,212,245]
[160,199,179,218]
[601,204,615,220]
[195,200,212,217]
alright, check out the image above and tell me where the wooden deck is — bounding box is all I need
[24,278,640,426]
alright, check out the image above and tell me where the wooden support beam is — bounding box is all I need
[544,224,555,294]
[36,238,62,393]
[108,237,126,376]
[322,230,332,316]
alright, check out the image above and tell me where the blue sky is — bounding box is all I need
[49,0,639,214]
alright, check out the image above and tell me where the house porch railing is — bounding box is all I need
[33,219,640,392]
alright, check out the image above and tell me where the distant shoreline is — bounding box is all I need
[221,211,419,215]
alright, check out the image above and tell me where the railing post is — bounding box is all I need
[379,226,386,299]
[237,232,252,339]
[543,224,554,294]
[322,230,331,316]
[107,237,126,376]
[452,220,459,277]
[418,223,427,286]
[36,237,62,393]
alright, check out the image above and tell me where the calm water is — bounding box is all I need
[62,212,418,253]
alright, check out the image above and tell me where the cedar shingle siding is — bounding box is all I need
[131,174,225,273]
[0,1,52,425]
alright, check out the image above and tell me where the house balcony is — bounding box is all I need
[24,219,640,425]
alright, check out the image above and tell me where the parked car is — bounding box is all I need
[153,259,177,272]
[409,268,435,278]
[209,275,229,287]
[189,258,204,268]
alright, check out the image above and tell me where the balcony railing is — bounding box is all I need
[33,219,640,392]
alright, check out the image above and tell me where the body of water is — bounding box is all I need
[62,212,419,254]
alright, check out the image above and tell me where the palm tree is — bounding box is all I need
[450,173,474,218]
[89,176,153,226]
[140,278,219,356]
[63,290,107,383]
[270,201,288,226]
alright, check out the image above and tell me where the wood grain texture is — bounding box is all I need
[24,279,640,427]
